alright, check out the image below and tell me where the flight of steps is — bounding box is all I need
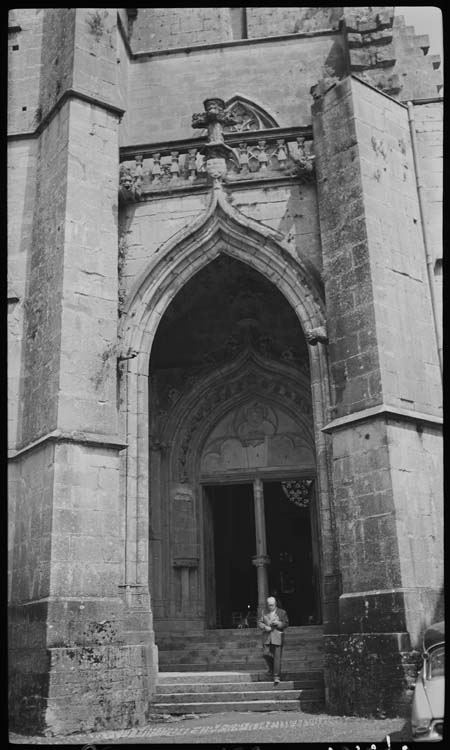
[151,625,325,715]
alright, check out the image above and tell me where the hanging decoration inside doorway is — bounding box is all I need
[281,479,313,508]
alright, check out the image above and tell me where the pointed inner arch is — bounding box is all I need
[149,254,314,473]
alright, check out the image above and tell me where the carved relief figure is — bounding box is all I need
[235,400,277,447]
[200,399,315,475]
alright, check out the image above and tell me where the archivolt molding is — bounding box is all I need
[120,184,325,373]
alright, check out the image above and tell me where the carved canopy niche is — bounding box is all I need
[223,96,279,132]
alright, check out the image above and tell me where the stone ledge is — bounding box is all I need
[8,430,128,460]
[131,28,339,60]
[7,88,125,141]
[322,404,442,433]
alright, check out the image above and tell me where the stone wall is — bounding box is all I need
[351,81,441,416]
[7,138,38,449]
[8,8,158,735]
[246,6,343,36]
[414,102,443,268]
[9,442,55,732]
[387,419,444,638]
[72,9,121,108]
[119,183,322,300]
[130,7,234,51]
[313,76,441,420]
[56,98,119,436]
[20,108,68,444]
[313,75,442,717]
[129,7,380,50]
[117,18,131,148]
[413,101,443,358]
[33,8,76,124]
[128,34,346,143]
[8,9,46,134]
[313,79,383,417]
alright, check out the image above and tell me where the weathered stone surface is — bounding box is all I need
[324,632,420,718]
[8,5,442,735]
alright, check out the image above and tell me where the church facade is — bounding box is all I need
[8,7,442,735]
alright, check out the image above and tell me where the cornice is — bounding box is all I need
[8,429,128,460]
[322,404,442,433]
[7,89,125,141]
[131,28,339,61]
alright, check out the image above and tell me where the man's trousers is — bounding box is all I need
[262,643,283,679]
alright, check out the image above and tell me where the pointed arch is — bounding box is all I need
[121,184,325,374]
[118,184,337,638]
[158,348,317,484]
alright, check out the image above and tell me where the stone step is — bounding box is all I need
[154,688,322,704]
[157,641,324,652]
[156,679,322,693]
[152,670,325,715]
[158,670,323,687]
[158,653,324,672]
[150,699,303,714]
[156,631,323,648]
[157,645,323,656]
[160,663,324,674]
[158,653,323,664]
[156,626,323,644]
[157,631,323,645]
[157,625,323,636]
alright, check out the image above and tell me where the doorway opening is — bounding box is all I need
[264,481,319,625]
[203,478,320,629]
[204,484,257,629]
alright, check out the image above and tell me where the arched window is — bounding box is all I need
[223,96,279,132]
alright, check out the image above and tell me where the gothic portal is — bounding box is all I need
[148,255,323,634]
[8,7,442,735]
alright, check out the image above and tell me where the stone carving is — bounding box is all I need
[234,400,277,447]
[305,326,328,345]
[275,139,288,169]
[177,369,313,481]
[223,99,276,132]
[124,130,316,193]
[201,401,314,475]
[118,164,142,203]
[192,98,239,179]
[310,77,339,101]
[117,347,139,360]
[281,479,313,508]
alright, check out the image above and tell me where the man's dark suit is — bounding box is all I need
[258,606,289,680]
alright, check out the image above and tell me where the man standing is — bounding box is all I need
[258,596,289,685]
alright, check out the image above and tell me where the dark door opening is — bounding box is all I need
[264,481,319,625]
[204,484,257,628]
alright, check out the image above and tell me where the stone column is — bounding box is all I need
[252,478,270,618]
